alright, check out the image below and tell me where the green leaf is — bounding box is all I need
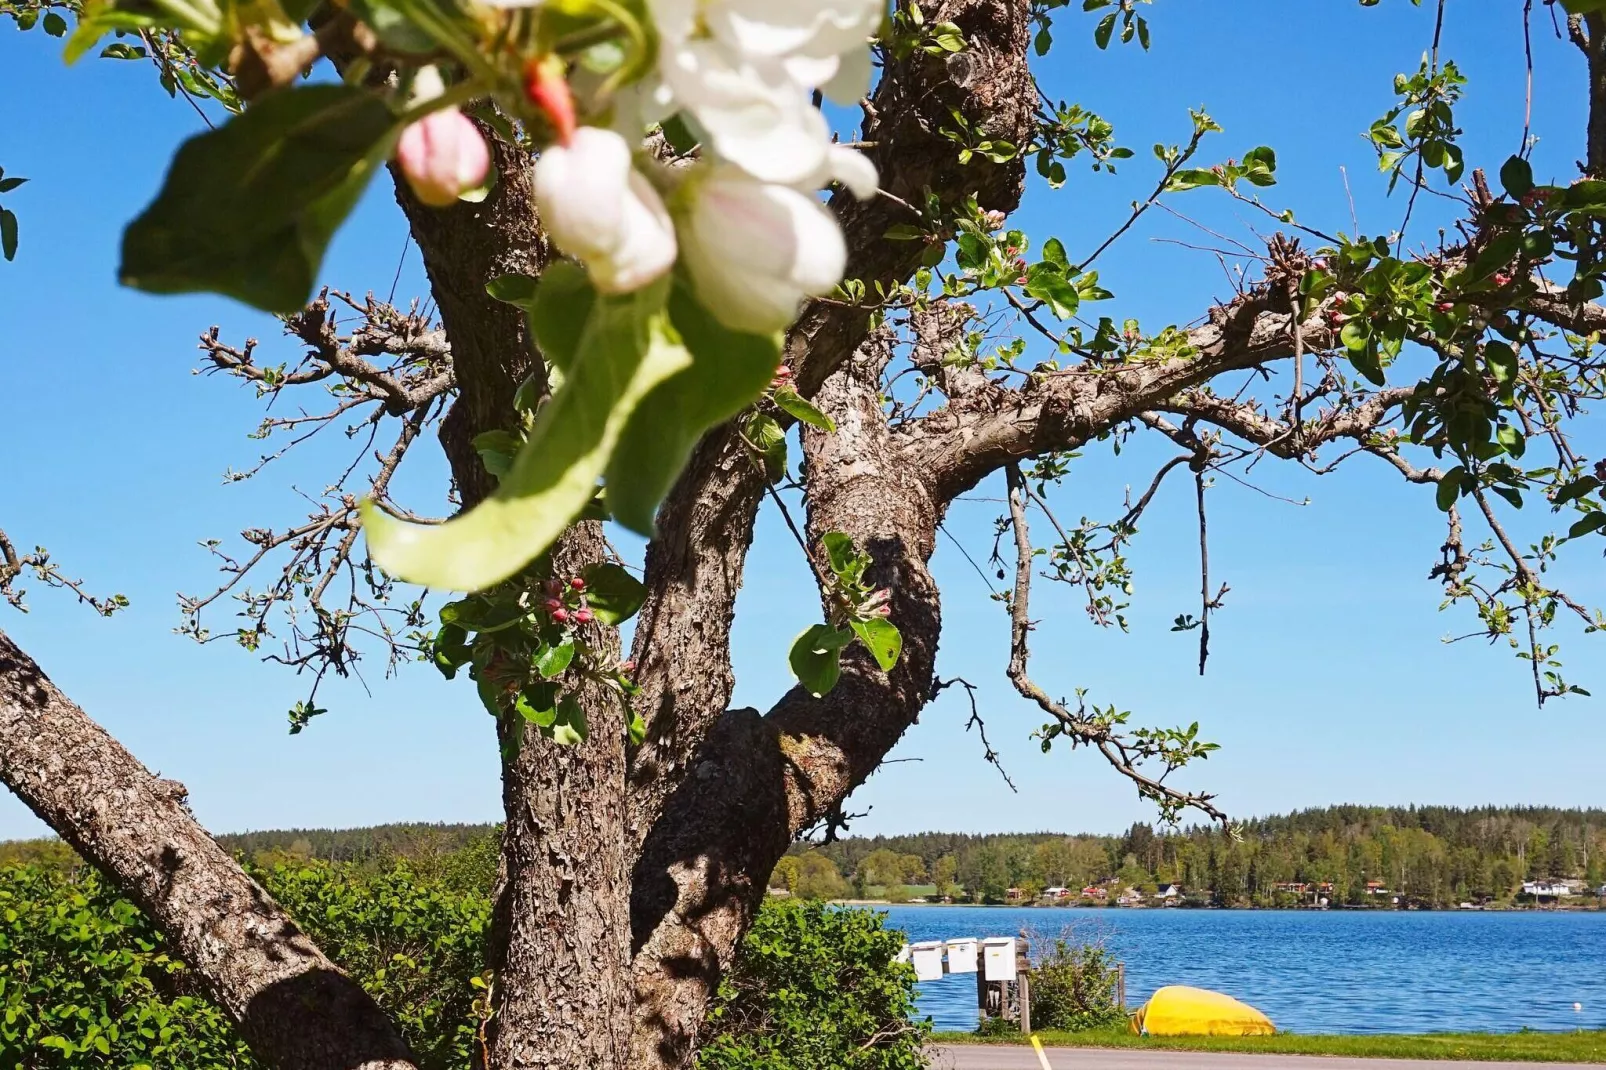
[551,694,589,745]
[1568,512,1606,538]
[1499,155,1534,199]
[516,684,559,728]
[473,430,521,480]
[489,263,595,376]
[533,641,576,680]
[748,412,789,479]
[1485,341,1519,385]
[1496,425,1526,459]
[1041,237,1070,270]
[1468,232,1521,282]
[120,85,397,314]
[431,623,471,680]
[581,562,647,625]
[1024,262,1080,319]
[439,597,524,633]
[773,385,837,431]
[821,532,859,578]
[363,276,688,591]
[0,176,25,193]
[1339,320,1370,352]
[1093,10,1116,48]
[1165,168,1223,192]
[603,277,782,534]
[1554,476,1601,505]
[0,208,15,262]
[1241,145,1277,187]
[42,10,66,34]
[850,617,903,672]
[789,624,853,697]
[1436,466,1466,512]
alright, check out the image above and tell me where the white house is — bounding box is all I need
[1155,883,1182,900]
[1522,880,1574,898]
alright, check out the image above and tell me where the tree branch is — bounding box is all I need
[0,628,418,1070]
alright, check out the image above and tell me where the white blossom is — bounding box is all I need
[676,168,847,333]
[644,0,880,189]
[533,127,677,294]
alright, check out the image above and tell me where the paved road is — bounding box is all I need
[928,1046,1602,1070]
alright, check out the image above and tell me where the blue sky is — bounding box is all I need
[1,0,1602,842]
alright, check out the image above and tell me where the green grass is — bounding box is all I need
[930,1026,1606,1062]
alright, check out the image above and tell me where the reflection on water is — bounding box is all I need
[878,905,1606,1034]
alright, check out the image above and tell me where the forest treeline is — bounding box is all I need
[779,805,1606,907]
[5,805,1603,908]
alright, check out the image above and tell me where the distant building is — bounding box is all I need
[1116,888,1145,907]
[1155,883,1182,900]
[1080,884,1109,902]
[1365,880,1391,896]
[1043,886,1074,901]
[1522,880,1574,898]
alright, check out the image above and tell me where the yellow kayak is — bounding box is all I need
[1129,985,1276,1036]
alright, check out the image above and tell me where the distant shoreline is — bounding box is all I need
[809,897,1606,913]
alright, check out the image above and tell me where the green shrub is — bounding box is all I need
[0,866,254,1069]
[698,899,929,1070]
[255,862,490,1070]
[1026,935,1127,1033]
[0,855,921,1070]
[0,860,489,1070]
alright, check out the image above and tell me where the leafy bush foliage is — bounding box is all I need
[698,899,929,1070]
[254,862,491,1069]
[0,865,254,1068]
[1,853,928,1069]
[0,860,489,1070]
[1027,934,1127,1033]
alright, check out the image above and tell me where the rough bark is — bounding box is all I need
[1586,14,1606,177]
[0,628,420,1070]
[475,526,633,1070]
[394,139,637,1070]
[387,137,549,508]
[622,4,1038,1062]
[630,352,945,1069]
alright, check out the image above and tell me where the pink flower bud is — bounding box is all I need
[620,660,637,675]
[552,607,571,624]
[1311,258,1328,271]
[575,608,594,625]
[1437,302,1454,313]
[396,108,490,209]
[1494,272,1513,287]
[523,56,576,146]
[543,579,564,597]
[874,605,892,618]
[570,577,587,591]
[544,598,564,612]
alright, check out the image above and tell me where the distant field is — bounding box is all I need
[932,1027,1606,1062]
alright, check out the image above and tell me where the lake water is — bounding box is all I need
[880,905,1606,1034]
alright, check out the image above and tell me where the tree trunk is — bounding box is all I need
[0,628,420,1070]
[478,526,638,1070]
